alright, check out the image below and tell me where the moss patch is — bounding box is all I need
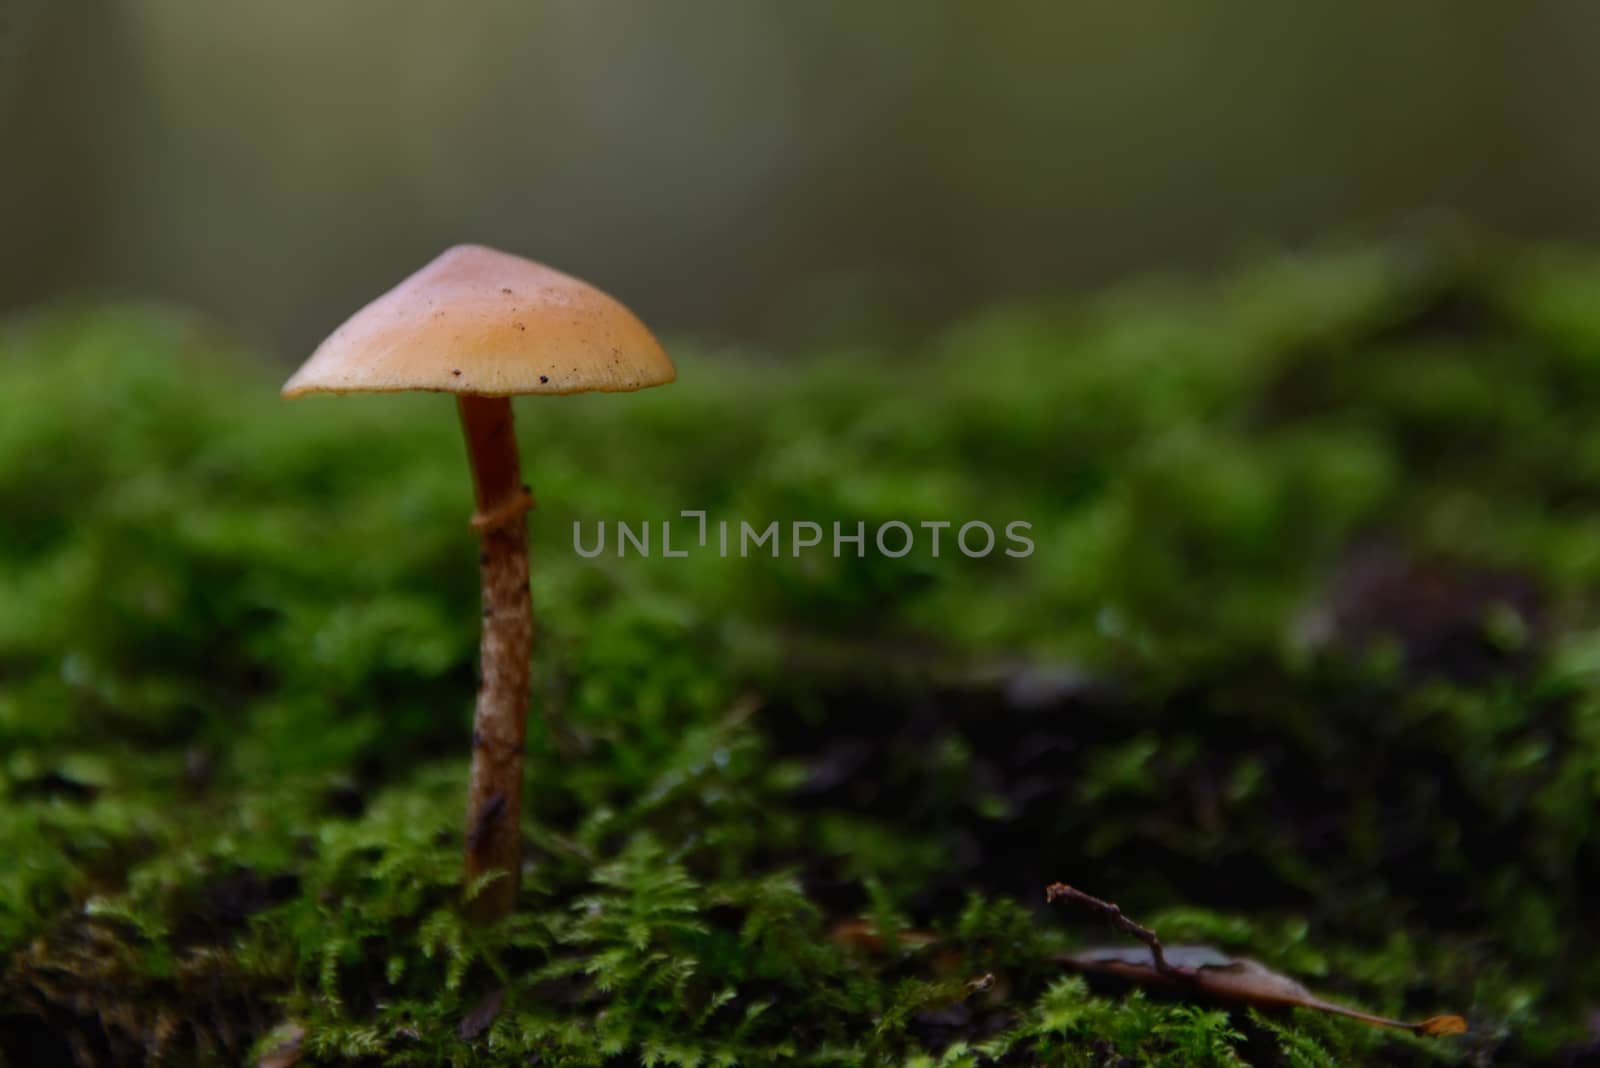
[3,246,1599,1064]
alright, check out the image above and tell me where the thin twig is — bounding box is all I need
[1045,882,1177,979]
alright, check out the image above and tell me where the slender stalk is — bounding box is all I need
[457,394,534,922]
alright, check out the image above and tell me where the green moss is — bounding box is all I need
[3,246,1599,1063]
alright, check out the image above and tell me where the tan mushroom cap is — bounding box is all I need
[282,244,675,398]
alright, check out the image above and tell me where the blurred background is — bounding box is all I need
[12,5,1600,1061]
[4,1,1599,357]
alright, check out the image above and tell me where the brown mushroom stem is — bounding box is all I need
[457,394,533,923]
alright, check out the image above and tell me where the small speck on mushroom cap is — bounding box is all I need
[282,244,675,398]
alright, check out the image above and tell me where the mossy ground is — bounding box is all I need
[3,245,1599,1065]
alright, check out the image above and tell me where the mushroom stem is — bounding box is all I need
[457,394,533,922]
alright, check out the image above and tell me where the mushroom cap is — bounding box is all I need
[283,245,675,398]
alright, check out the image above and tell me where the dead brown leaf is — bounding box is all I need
[827,918,939,953]
[1048,883,1467,1038]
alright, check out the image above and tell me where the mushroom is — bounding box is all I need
[283,244,675,921]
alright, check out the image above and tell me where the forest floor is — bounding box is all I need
[2,243,1599,1065]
